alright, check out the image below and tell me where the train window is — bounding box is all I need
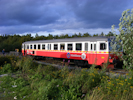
[42,44,45,49]
[85,43,88,51]
[30,45,32,49]
[94,44,96,50]
[91,44,93,50]
[48,44,49,50]
[34,45,36,49]
[27,45,29,49]
[76,43,82,50]
[67,44,73,50]
[48,44,51,50]
[54,44,58,50]
[50,44,51,50]
[100,43,106,50]
[38,44,40,49]
[60,44,65,50]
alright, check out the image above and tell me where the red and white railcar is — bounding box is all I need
[22,37,121,68]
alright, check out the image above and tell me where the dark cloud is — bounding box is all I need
[66,0,132,28]
[0,0,63,26]
[0,0,132,35]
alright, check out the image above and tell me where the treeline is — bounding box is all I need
[0,31,114,52]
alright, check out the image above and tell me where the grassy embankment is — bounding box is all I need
[0,56,133,100]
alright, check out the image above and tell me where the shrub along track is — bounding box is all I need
[34,57,128,78]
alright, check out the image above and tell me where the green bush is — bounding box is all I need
[1,63,12,73]
[112,8,133,70]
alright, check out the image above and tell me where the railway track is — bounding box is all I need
[34,58,129,78]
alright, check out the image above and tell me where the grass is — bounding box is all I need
[0,56,133,100]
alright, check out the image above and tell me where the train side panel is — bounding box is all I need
[22,49,110,66]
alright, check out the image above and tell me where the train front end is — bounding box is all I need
[108,37,123,69]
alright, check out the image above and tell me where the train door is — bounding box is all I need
[97,41,108,65]
[93,42,97,64]
[90,42,97,64]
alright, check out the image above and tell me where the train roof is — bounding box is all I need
[22,36,114,44]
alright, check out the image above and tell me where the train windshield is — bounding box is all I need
[108,36,122,51]
[109,41,122,51]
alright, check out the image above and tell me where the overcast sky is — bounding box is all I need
[0,0,132,36]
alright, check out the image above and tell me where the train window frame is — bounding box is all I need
[85,43,88,51]
[100,43,106,50]
[94,43,96,51]
[42,44,45,50]
[34,44,36,49]
[30,44,32,49]
[67,43,73,50]
[91,44,93,50]
[38,44,40,50]
[48,44,51,50]
[76,43,82,51]
[27,45,29,49]
[60,44,65,50]
[54,44,58,50]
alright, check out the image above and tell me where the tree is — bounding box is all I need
[77,33,82,37]
[72,33,78,38]
[106,31,114,36]
[113,9,133,70]
[47,34,53,39]
[100,32,104,36]
[82,32,91,37]
[93,34,98,37]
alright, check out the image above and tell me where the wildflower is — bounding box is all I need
[56,85,59,87]
[106,76,109,78]
[98,87,100,90]
[107,87,110,89]
[92,79,94,82]
[128,83,131,85]
[130,77,132,80]
[108,82,111,84]
[130,86,133,88]
[14,96,17,99]
[125,79,127,81]
[126,73,129,76]
[115,95,117,97]
[12,82,17,88]
[124,90,127,93]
